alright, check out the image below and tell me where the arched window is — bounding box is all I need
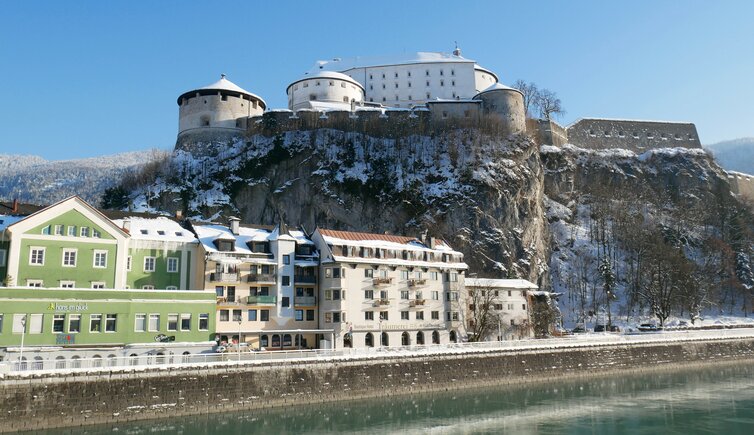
[260,334,269,348]
[271,334,281,348]
[129,353,138,366]
[343,334,353,348]
[401,331,410,346]
[381,332,389,347]
[17,357,28,371]
[283,334,292,347]
[365,332,374,347]
[156,352,165,365]
[182,351,191,363]
[92,355,103,368]
[449,330,458,343]
[55,356,66,369]
[71,355,81,369]
[32,356,44,370]
[295,334,304,348]
[432,330,440,344]
[220,335,229,344]
[416,331,425,345]
[107,354,117,367]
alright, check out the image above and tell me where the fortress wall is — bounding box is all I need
[728,172,754,206]
[567,119,701,152]
[527,119,568,146]
[2,338,754,432]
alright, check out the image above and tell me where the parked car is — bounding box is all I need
[638,323,663,332]
[571,325,586,333]
[609,325,621,332]
[594,324,606,332]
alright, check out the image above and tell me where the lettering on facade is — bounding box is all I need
[47,302,89,312]
[352,323,445,331]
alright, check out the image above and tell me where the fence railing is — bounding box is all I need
[3,328,754,375]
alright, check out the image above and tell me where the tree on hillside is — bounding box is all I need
[536,89,565,120]
[512,79,539,118]
[598,255,616,328]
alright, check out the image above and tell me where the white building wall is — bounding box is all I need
[178,93,263,135]
[342,62,478,108]
[473,68,498,93]
[288,77,364,111]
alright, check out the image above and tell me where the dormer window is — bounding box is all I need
[140,229,148,235]
[157,230,165,236]
[215,240,234,251]
[175,231,183,236]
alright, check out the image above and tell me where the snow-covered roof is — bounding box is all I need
[287,70,364,92]
[317,229,460,254]
[178,74,266,106]
[111,217,197,243]
[310,52,476,73]
[466,278,538,290]
[0,215,24,232]
[480,82,518,93]
[194,224,315,254]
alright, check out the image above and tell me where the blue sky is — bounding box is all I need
[1,0,753,160]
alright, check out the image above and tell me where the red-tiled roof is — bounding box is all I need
[318,228,419,245]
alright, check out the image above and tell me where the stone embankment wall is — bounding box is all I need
[728,171,754,206]
[566,118,701,152]
[2,338,754,432]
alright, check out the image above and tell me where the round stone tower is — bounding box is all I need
[473,83,526,134]
[286,71,364,111]
[176,75,266,150]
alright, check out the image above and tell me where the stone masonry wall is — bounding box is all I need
[567,118,701,152]
[2,338,754,432]
[728,171,754,206]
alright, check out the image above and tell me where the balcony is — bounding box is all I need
[247,273,277,283]
[246,295,277,305]
[409,299,426,307]
[216,296,240,305]
[372,299,390,307]
[408,279,427,287]
[294,275,317,284]
[373,277,393,285]
[210,272,238,282]
[294,296,317,306]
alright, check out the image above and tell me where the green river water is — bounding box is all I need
[42,362,754,434]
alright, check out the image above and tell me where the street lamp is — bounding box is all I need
[237,319,242,362]
[19,314,26,370]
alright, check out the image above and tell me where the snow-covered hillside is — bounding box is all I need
[0,150,167,205]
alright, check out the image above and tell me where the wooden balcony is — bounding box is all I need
[408,279,427,287]
[409,299,426,307]
[372,277,393,285]
[372,299,390,307]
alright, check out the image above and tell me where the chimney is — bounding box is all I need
[229,216,241,235]
[175,209,183,220]
[122,220,131,232]
[11,198,18,214]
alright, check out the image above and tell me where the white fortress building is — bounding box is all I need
[289,47,500,110]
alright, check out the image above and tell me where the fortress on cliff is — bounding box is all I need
[174,47,701,154]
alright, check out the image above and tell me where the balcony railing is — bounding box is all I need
[373,277,393,285]
[210,272,238,282]
[372,299,390,307]
[294,296,317,306]
[294,275,316,284]
[408,279,427,287]
[409,299,426,307]
[246,295,277,305]
[247,273,277,283]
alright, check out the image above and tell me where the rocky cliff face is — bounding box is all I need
[135,129,550,285]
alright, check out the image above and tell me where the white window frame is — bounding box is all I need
[52,314,65,333]
[134,314,146,332]
[89,314,102,333]
[92,228,101,238]
[166,257,179,273]
[29,313,43,334]
[198,313,209,331]
[60,280,75,288]
[29,247,45,266]
[167,313,178,332]
[180,313,191,331]
[166,286,177,290]
[68,314,81,333]
[80,226,90,237]
[26,279,43,287]
[148,314,160,332]
[105,314,117,332]
[67,226,76,237]
[54,225,63,235]
[91,282,105,289]
[142,285,154,290]
[126,255,132,271]
[93,250,108,268]
[12,314,26,334]
[62,248,77,267]
[143,256,156,272]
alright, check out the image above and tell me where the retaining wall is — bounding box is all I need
[2,338,754,432]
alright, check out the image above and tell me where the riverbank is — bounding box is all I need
[3,336,754,432]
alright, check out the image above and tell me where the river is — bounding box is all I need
[41,362,754,434]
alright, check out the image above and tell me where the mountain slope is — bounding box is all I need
[0,150,167,205]
[705,138,754,175]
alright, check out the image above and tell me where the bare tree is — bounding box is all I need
[536,89,565,120]
[466,284,502,342]
[512,79,540,118]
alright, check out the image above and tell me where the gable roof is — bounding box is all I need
[318,228,419,245]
